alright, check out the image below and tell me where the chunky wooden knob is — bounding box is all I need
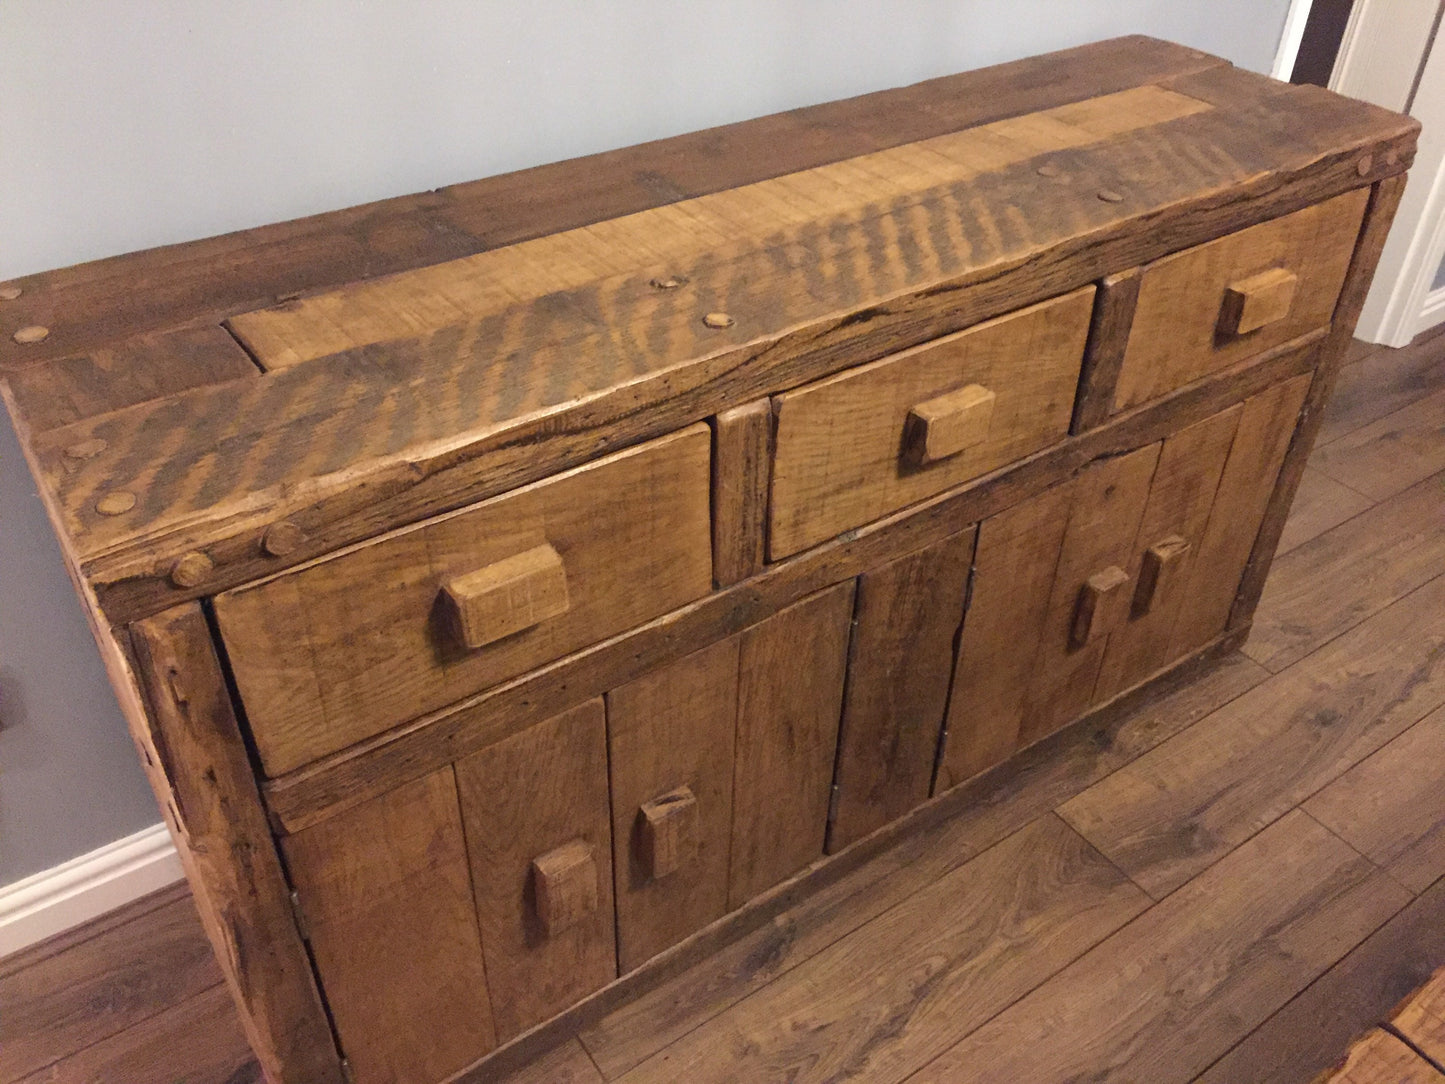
[1070,566,1131,648]
[903,384,996,466]
[440,543,569,650]
[639,786,698,881]
[531,839,599,938]
[1134,535,1191,615]
[1219,267,1298,336]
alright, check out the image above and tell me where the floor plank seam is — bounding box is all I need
[1384,1021,1445,1075]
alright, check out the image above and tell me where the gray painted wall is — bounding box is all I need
[0,0,1290,886]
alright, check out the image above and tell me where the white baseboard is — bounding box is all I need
[0,824,183,957]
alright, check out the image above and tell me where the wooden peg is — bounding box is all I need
[639,786,698,881]
[903,384,996,466]
[0,285,22,301]
[95,490,137,516]
[1071,565,1131,648]
[531,839,599,937]
[703,312,735,329]
[12,325,49,344]
[262,521,305,557]
[170,552,214,589]
[1134,535,1191,615]
[440,543,569,650]
[1219,267,1298,336]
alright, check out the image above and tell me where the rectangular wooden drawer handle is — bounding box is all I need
[1134,535,1191,616]
[903,384,997,466]
[1219,267,1299,336]
[440,543,569,650]
[639,786,698,881]
[1071,565,1131,648]
[531,839,599,938]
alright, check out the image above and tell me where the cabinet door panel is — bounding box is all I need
[1093,404,1243,701]
[1019,443,1160,744]
[828,529,976,852]
[729,582,854,908]
[936,482,1073,790]
[607,639,739,973]
[1170,374,1312,656]
[455,699,616,1041]
[282,769,495,1084]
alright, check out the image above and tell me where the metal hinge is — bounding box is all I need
[290,891,311,941]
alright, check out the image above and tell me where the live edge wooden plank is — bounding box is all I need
[261,334,1323,836]
[127,605,341,1084]
[23,81,1414,626]
[0,37,1227,372]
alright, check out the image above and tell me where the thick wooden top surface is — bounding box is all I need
[0,37,1417,624]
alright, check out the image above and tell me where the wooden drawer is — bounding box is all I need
[1111,189,1367,413]
[214,425,713,775]
[769,287,1094,559]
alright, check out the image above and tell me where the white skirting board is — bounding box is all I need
[0,823,183,957]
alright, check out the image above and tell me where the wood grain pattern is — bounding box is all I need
[607,639,738,973]
[0,37,1228,373]
[1059,572,1445,899]
[906,811,1411,1084]
[494,1040,604,1084]
[1245,470,1445,672]
[1019,442,1160,744]
[1321,1029,1444,1084]
[0,323,259,434]
[1395,967,1445,1064]
[0,888,221,1083]
[577,648,1265,1081]
[729,583,854,908]
[710,399,772,586]
[769,288,1092,557]
[1169,374,1311,659]
[1321,327,1445,445]
[1276,465,1374,555]
[455,698,616,1041]
[215,424,712,775]
[613,815,1147,1084]
[281,769,496,1084]
[261,335,1322,837]
[935,482,1072,788]
[827,530,974,851]
[1091,404,1242,702]
[1312,386,1445,502]
[12,983,259,1084]
[1306,703,1445,894]
[1113,189,1367,411]
[20,73,1414,624]
[127,606,342,1084]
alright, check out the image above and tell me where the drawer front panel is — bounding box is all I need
[769,287,1094,559]
[215,425,713,775]
[1113,189,1366,412]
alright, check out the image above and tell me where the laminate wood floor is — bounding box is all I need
[5,331,1445,1084]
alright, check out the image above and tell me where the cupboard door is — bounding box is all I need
[1092,405,1244,701]
[729,582,854,908]
[1170,374,1312,656]
[282,769,495,1084]
[828,529,975,852]
[1019,443,1161,744]
[607,639,739,973]
[935,483,1073,790]
[454,699,616,1041]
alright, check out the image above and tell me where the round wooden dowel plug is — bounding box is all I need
[13,325,49,344]
[0,285,22,301]
[171,552,214,588]
[703,312,735,329]
[95,491,137,516]
[262,521,306,556]
[1097,189,1125,204]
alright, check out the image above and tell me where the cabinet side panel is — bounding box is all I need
[282,768,496,1084]
[829,529,975,851]
[128,604,343,1084]
[729,582,854,908]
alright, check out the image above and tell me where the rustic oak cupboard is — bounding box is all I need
[0,37,1416,1084]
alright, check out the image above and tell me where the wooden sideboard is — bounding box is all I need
[0,36,1417,1084]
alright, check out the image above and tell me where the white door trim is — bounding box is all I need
[1272,0,1315,79]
